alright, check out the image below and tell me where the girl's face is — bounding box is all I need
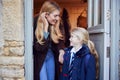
[46,10,60,25]
[69,33,82,47]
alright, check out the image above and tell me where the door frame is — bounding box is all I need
[110,0,120,80]
[24,0,33,80]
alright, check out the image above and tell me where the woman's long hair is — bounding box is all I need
[35,0,63,44]
[71,27,99,79]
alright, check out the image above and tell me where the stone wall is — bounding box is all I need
[0,0,4,48]
[0,0,25,80]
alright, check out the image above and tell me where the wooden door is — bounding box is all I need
[88,0,110,80]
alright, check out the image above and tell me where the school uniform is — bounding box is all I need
[61,44,96,80]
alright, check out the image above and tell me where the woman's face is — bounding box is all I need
[46,10,60,25]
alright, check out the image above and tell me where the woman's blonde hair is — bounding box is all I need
[35,0,63,44]
[71,27,99,79]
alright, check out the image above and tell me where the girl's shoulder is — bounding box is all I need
[64,46,72,52]
[84,53,96,65]
[63,46,72,56]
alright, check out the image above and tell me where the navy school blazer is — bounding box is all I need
[61,44,96,80]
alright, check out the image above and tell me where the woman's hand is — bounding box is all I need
[59,49,65,64]
[40,12,49,32]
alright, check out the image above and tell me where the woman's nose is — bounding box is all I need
[56,16,60,20]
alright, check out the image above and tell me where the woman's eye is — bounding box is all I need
[55,15,59,17]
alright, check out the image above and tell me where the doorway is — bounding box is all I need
[24,0,120,80]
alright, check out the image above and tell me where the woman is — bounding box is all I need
[61,27,99,80]
[33,0,64,80]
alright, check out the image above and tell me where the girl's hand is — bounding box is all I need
[40,12,49,32]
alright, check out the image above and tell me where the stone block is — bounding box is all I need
[9,47,24,56]
[0,67,24,78]
[2,0,24,41]
[0,56,24,65]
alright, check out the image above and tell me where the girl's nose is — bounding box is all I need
[69,37,71,41]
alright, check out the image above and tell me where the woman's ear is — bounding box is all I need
[45,12,49,18]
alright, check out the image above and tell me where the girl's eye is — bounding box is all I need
[71,35,73,38]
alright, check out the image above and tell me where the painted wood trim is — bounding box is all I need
[24,0,33,80]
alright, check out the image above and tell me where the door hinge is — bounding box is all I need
[107,9,111,21]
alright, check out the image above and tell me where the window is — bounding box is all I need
[88,0,102,27]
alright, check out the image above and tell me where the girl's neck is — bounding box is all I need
[73,44,82,52]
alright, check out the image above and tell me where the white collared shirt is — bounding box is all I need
[70,46,82,64]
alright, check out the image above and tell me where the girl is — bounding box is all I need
[61,27,99,80]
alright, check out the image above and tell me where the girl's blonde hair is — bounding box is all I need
[71,27,99,79]
[35,0,63,44]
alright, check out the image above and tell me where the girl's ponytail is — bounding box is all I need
[87,40,99,79]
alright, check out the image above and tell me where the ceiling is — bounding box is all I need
[34,0,87,5]
[34,0,87,14]
[34,0,87,3]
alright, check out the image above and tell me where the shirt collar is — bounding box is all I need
[70,46,82,54]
